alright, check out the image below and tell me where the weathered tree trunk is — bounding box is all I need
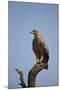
[28,63,48,87]
[15,62,48,87]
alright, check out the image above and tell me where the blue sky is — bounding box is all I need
[8,1,58,89]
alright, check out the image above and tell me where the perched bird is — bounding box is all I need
[30,30,49,69]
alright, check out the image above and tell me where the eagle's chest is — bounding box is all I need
[32,39,42,54]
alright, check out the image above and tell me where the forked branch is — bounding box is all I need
[15,68,27,88]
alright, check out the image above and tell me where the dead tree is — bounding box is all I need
[15,62,48,87]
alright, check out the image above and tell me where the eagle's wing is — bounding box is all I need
[40,38,49,62]
[40,38,48,51]
[32,38,42,59]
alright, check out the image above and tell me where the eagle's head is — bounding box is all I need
[30,30,41,38]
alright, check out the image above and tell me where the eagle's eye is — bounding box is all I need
[33,30,39,34]
[32,30,37,32]
[30,30,39,35]
[32,30,36,33]
[30,30,36,34]
[32,30,38,34]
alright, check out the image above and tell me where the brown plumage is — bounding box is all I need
[30,30,49,69]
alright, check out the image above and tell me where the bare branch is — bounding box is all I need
[15,68,27,88]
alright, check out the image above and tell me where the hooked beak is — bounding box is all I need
[30,32,34,34]
[30,32,32,34]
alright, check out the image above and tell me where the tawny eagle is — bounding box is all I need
[30,30,49,69]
